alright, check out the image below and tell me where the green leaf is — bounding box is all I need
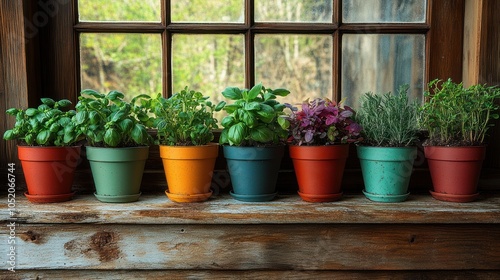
[36,130,51,145]
[111,111,126,122]
[277,116,289,129]
[131,124,147,145]
[240,111,257,128]
[89,111,100,124]
[25,108,38,116]
[244,102,261,111]
[228,122,246,146]
[247,83,262,100]
[256,104,275,123]
[107,90,125,101]
[63,131,75,144]
[80,89,104,98]
[75,111,88,124]
[41,98,56,107]
[57,99,72,108]
[221,87,243,100]
[104,128,121,147]
[25,134,34,145]
[221,116,235,128]
[119,118,134,133]
[6,108,19,115]
[3,130,14,140]
[215,101,226,111]
[250,126,273,143]
[271,88,290,97]
[222,104,240,114]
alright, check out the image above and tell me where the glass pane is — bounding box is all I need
[255,0,332,23]
[171,0,244,23]
[255,34,332,105]
[342,34,425,110]
[78,0,161,22]
[343,0,427,23]
[80,33,162,99]
[172,34,245,120]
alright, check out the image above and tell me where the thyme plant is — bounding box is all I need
[419,79,500,146]
[357,85,419,147]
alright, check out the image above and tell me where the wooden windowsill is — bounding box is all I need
[4,192,500,225]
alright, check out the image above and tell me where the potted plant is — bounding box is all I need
[74,89,153,203]
[419,79,500,202]
[149,87,221,203]
[3,98,84,203]
[286,98,362,202]
[218,83,290,202]
[356,85,419,203]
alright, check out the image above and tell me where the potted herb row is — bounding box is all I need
[149,87,221,203]
[74,90,153,203]
[419,79,500,202]
[356,85,419,203]
[3,98,84,203]
[285,98,362,202]
[218,83,290,202]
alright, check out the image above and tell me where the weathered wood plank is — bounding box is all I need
[3,270,500,280]
[2,193,499,224]
[1,224,499,270]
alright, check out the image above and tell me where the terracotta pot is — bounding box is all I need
[424,146,485,202]
[289,144,349,202]
[87,146,149,203]
[223,145,284,202]
[160,143,219,203]
[18,145,81,203]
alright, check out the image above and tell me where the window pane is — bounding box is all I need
[255,0,332,23]
[78,0,161,22]
[255,34,332,105]
[80,33,162,99]
[172,34,245,120]
[171,0,244,23]
[343,0,426,23]
[342,34,425,109]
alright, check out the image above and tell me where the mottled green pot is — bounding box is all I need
[223,145,284,202]
[86,146,149,203]
[357,146,417,203]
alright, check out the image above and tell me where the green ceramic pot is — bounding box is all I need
[357,146,417,203]
[223,145,284,202]
[86,146,149,203]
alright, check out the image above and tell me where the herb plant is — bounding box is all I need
[3,98,83,146]
[218,83,290,146]
[286,98,362,146]
[150,87,219,146]
[356,85,419,147]
[419,79,500,146]
[74,89,153,147]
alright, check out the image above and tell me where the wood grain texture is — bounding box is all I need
[3,270,500,280]
[1,223,499,270]
[2,193,499,225]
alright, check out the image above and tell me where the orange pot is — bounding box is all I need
[160,143,219,202]
[289,144,349,202]
[18,146,81,203]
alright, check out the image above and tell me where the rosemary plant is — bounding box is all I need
[357,85,419,147]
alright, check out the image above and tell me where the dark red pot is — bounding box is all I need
[289,144,349,202]
[18,146,81,203]
[424,146,485,202]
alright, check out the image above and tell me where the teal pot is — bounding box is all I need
[223,145,284,202]
[86,146,149,203]
[357,146,417,203]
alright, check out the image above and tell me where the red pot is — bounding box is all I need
[289,144,349,202]
[424,146,485,202]
[18,146,81,203]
